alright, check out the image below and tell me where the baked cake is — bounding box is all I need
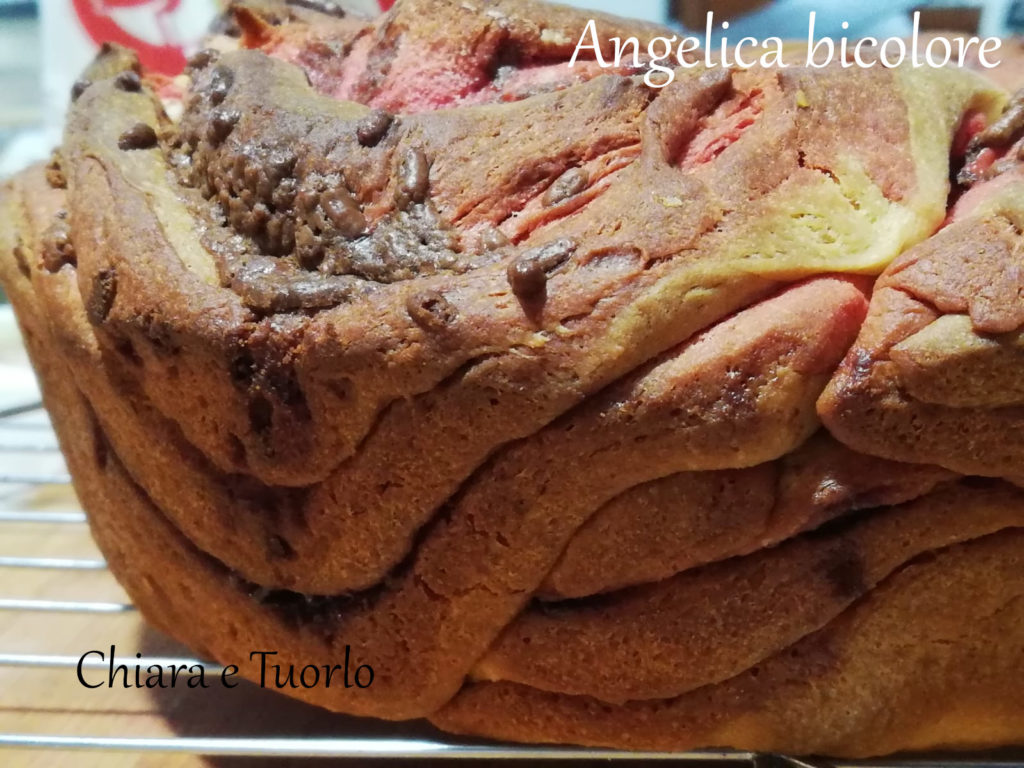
[1,0,1023,756]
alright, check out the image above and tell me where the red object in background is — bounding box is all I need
[71,0,395,78]
[71,0,187,75]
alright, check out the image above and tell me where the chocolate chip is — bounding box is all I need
[321,190,366,238]
[86,267,118,324]
[70,79,91,102]
[207,107,241,144]
[266,149,298,182]
[406,289,457,329]
[506,238,577,304]
[356,109,393,146]
[235,269,365,313]
[531,238,577,270]
[186,48,219,73]
[118,122,158,150]
[975,97,1024,148]
[543,167,589,207]
[209,65,234,105]
[480,226,510,251]
[395,147,430,209]
[507,258,547,301]
[114,70,142,92]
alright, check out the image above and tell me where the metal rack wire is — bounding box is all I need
[0,398,1021,765]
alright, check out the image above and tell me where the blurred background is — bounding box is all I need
[0,0,1022,302]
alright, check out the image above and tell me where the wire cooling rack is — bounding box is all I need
[0,351,1021,765]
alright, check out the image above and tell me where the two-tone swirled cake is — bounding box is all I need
[2,0,1024,756]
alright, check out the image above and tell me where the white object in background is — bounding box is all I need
[0,128,59,180]
[555,0,669,26]
[0,306,40,411]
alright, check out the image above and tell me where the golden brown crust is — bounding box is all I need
[10,188,1024,747]
[435,529,1024,757]
[474,480,1020,702]
[1,164,871,717]
[1,0,1022,756]
[541,431,955,599]
[54,29,995,596]
[818,174,1024,480]
[13,154,867,600]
